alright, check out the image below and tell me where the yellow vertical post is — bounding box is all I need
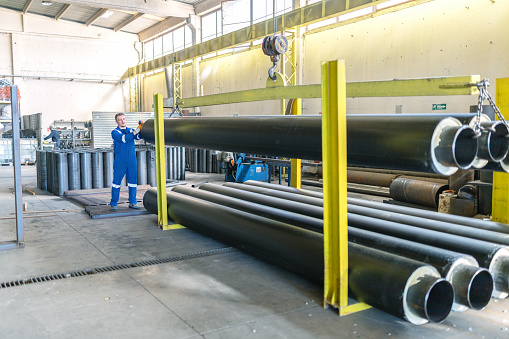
[492,78,509,223]
[322,60,370,315]
[290,98,302,188]
[154,93,168,228]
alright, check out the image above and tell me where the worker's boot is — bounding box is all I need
[129,203,140,210]
[110,205,118,212]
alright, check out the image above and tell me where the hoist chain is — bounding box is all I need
[474,79,508,137]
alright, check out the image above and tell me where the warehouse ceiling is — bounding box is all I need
[0,0,218,36]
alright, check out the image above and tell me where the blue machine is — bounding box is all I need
[221,153,269,183]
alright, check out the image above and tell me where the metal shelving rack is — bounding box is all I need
[51,119,91,149]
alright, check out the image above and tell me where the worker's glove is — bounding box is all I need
[133,126,140,134]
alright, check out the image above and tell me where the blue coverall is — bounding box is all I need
[110,126,142,206]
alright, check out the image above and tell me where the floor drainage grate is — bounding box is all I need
[0,247,237,290]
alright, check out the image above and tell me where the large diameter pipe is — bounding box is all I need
[55,151,68,196]
[40,150,47,191]
[91,150,104,189]
[173,185,323,232]
[347,213,509,299]
[147,149,156,187]
[389,177,448,208]
[216,182,509,297]
[143,189,453,324]
[177,184,491,312]
[136,149,147,185]
[243,180,509,235]
[67,151,81,191]
[103,150,114,188]
[348,228,492,312]
[140,115,478,175]
[199,183,323,219]
[80,151,92,190]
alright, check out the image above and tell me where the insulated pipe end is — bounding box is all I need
[449,263,493,312]
[404,267,453,325]
[468,269,494,310]
[488,247,509,299]
[486,121,509,162]
[433,118,478,173]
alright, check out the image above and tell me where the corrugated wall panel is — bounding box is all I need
[91,112,153,148]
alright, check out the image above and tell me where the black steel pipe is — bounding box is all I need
[348,228,492,312]
[199,183,323,219]
[55,151,68,196]
[103,150,114,188]
[180,184,491,311]
[80,151,92,190]
[67,151,81,191]
[347,213,509,299]
[91,150,103,189]
[214,182,509,298]
[173,186,323,232]
[478,121,509,162]
[140,115,478,175]
[223,182,323,206]
[143,188,453,324]
[136,149,147,185]
[147,149,156,187]
[243,180,509,235]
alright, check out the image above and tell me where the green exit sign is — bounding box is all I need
[432,104,447,110]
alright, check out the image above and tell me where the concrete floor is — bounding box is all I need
[0,166,508,338]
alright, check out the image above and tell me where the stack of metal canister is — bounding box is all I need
[184,148,225,174]
[36,146,185,196]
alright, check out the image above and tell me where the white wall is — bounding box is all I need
[141,0,508,118]
[302,0,509,115]
[0,9,139,130]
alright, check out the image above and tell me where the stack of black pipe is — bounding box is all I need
[185,147,225,174]
[143,180,509,325]
[36,146,185,196]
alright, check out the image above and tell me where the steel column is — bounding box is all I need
[154,93,168,228]
[493,78,509,223]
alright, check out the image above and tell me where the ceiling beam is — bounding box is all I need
[114,12,144,32]
[55,4,72,21]
[195,0,222,16]
[56,0,194,18]
[86,8,107,26]
[22,0,34,14]
[139,16,186,42]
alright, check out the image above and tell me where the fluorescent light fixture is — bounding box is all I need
[377,0,411,10]
[338,7,374,23]
[41,1,53,6]
[101,10,115,19]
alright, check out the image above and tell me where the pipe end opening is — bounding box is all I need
[425,279,454,323]
[489,123,509,161]
[453,127,478,169]
[468,269,494,310]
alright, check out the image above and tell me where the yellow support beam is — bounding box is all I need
[176,76,480,108]
[322,59,370,315]
[492,78,509,223]
[290,98,302,189]
[154,93,168,228]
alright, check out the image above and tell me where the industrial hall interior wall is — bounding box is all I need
[142,0,509,117]
[0,10,139,130]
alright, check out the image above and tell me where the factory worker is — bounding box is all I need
[44,126,61,149]
[110,113,143,211]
